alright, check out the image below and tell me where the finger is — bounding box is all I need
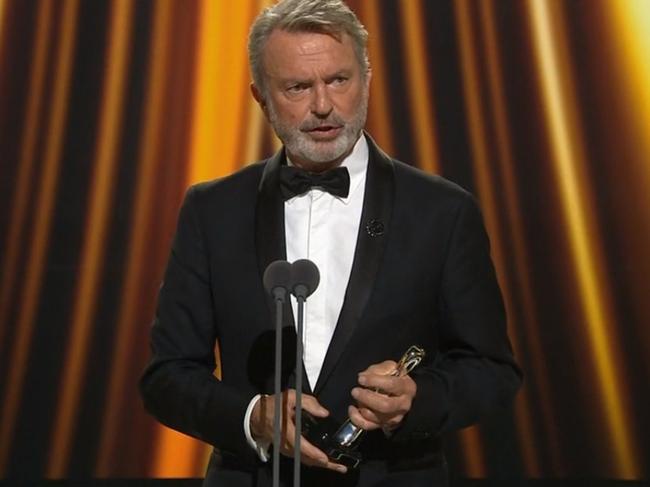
[294,435,330,467]
[280,419,319,461]
[364,407,404,429]
[348,405,381,431]
[358,373,404,395]
[352,386,399,415]
[357,406,382,424]
[280,415,296,454]
[281,392,330,463]
[301,394,329,418]
[283,391,329,419]
[305,455,348,473]
[324,460,348,474]
[282,389,295,413]
[358,360,397,376]
[350,403,405,433]
[295,435,348,473]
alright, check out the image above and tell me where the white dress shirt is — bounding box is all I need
[243,134,369,459]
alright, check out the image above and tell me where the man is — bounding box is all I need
[140,1,522,486]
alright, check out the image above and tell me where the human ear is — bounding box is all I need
[250,83,269,119]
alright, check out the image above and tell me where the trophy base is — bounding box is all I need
[301,411,362,469]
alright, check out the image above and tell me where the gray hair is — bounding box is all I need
[248,0,369,94]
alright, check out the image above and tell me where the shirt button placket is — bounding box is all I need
[304,190,330,388]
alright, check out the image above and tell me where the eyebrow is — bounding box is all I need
[325,69,353,80]
[280,69,354,84]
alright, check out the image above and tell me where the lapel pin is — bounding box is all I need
[366,219,384,237]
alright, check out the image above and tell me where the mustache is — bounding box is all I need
[299,113,346,131]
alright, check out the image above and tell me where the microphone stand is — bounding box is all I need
[290,259,319,487]
[293,294,305,487]
[272,295,283,487]
[263,260,291,487]
[265,259,318,487]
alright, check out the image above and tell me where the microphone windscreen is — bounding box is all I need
[290,259,320,298]
[263,260,292,296]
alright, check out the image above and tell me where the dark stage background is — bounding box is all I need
[0,0,649,482]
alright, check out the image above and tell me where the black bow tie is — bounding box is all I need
[279,165,350,200]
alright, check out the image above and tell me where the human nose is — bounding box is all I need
[310,83,333,117]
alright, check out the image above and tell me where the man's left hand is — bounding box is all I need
[348,360,417,432]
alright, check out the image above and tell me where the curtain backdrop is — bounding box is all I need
[0,0,649,480]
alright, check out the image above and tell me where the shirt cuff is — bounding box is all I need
[244,394,270,462]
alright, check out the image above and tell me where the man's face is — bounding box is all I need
[253,29,370,171]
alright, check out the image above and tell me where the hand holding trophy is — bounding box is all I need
[302,346,426,469]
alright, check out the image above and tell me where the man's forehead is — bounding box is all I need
[262,29,357,76]
[268,26,345,42]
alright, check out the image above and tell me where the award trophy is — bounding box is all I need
[302,345,426,469]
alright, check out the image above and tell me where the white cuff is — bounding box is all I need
[244,394,271,462]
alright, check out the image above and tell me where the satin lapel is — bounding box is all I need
[313,134,395,394]
[255,149,312,394]
[255,149,286,280]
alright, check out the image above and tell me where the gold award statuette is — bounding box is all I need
[302,346,426,469]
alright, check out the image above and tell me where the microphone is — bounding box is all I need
[288,258,319,486]
[263,260,292,302]
[262,258,320,487]
[290,259,320,300]
[263,259,293,487]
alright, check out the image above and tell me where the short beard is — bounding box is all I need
[266,88,368,168]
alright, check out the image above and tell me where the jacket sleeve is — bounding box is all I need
[139,185,257,464]
[392,193,522,442]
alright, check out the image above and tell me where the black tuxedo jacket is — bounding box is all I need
[140,135,522,486]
